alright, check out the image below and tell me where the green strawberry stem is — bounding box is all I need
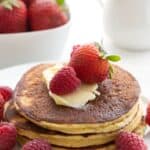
[107,55,120,79]
[56,0,65,6]
[94,42,121,62]
[0,0,19,10]
[93,42,121,79]
[109,64,114,79]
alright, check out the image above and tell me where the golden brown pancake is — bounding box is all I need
[13,64,141,134]
[4,101,144,148]
[17,136,116,150]
[17,119,146,150]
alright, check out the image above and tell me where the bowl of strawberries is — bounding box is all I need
[0,0,70,68]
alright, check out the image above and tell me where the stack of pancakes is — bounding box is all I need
[4,64,146,150]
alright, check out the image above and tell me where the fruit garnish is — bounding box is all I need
[22,139,52,150]
[0,0,27,33]
[0,122,17,150]
[69,43,120,84]
[29,0,68,31]
[145,103,150,126]
[116,131,147,150]
[0,95,5,120]
[50,66,81,95]
[0,86,13,101]
[56,0,64,6]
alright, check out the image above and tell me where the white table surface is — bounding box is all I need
[1,0,150,99]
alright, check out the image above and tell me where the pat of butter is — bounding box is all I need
[42,65,99,108]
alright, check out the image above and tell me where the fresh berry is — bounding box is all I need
[0,95,5,120]
[0,0,27,33]
[29,0,68,31]
[22,139,52,150]
[0,86,13,101]
[69,44,108,84]
[116,131,147,150]
[69,43,120,84]
[50,66,81,95]
[145,103,150,125]
[0,122,17,150]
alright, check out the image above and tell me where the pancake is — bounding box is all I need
[4,101,144,148]
[17,119,146,150]
[17,136,116,150]
[13,64,141,134]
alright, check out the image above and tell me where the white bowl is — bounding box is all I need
[0,21,70,68]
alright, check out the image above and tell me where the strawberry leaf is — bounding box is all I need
[106,55,121,62]
[56,0,65,6]
[94,42,107,58]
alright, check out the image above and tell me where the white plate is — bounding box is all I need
[0,63,150,149]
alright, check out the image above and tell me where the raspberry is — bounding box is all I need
[0,95,5,120]
[0,122,17,150]
[145,103,150,126]
[0,86,13,102]
[50,66,81,95]
[116,131,147,150]
[22,139,52,150]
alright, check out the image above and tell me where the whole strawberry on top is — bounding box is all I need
[29,0,68,31]
[69,43,120,84]
[0,0,27,33]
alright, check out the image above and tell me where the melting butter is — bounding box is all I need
[42,65,99,108]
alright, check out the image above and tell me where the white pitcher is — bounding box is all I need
[98,0,150,50]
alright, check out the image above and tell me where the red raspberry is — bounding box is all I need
[22,139,52,150]
[0,86,13,102]
[50,66,81,95]
[0,122,17,150]
[145,103,150,126]
[116,131,147,150]
[0,95,5,120]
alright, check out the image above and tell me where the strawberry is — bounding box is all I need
[0,0,27,33]
[50,66,81,95]
[29,0,68,31]
[69,43,120,84]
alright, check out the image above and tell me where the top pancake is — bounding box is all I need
[14,64,140,124]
